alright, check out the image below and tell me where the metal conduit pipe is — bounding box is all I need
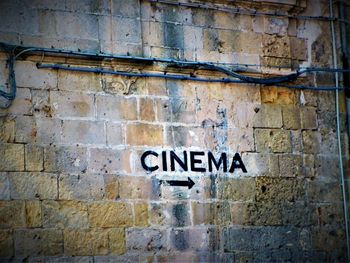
[36,62,350,91]
[329,0,350,261]
[338,0,350,147]
[1,42,350,108]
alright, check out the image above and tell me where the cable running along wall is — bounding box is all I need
[1,42,350,108]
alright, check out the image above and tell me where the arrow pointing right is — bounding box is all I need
[161,177,195,189]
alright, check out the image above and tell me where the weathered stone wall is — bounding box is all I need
[0,0,349,262]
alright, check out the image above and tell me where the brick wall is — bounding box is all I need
[0,0,349,262]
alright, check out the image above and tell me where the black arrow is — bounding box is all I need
[161,177,195,189]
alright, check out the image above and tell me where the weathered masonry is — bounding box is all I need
[0,0,350,262]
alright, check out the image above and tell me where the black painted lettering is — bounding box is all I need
[190,151,206,172]
[208,152,227,172]
[229,153,247,173]
[170,151,188,172]
[162,151,167,171]
[141,151,159,172]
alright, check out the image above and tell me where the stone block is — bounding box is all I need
[217,178,256,201]
[155,99,171,123]
[303,154,315,178]
[61,120,105,145]
[290,37,308,61]
[55,12,98,40]
[204,28,260,54]
[0,200,25,228]
[311,227,345,252]
[301,107,317,130]
[141,21,164,46]
[184,25,203,51]
[166,126,206,148]
[0,173,10,200]
[311,204,344,227]
[14,229,63,257]
[315,155,339,181]
[119,176,151,199]
[253,16,264,33]
[88,148,131,174]
[15,61,57,89]
[113,0,140,17]
[170,203,191,227]
[253,105,283,128]
[263,35,291,58]
[25,200,42,228]
[302,130,321,154]
[96,95,137,121]
[241,153,279,177]
[163,22,184,48]
[291,130,302,153]
[0,229,13,257]
[264,17,288,36]
[0,117,15,143]
[0,144,24,171]
[8,172,58,200]
[50,91,95,118]
[255,177,305,203]
[281,202,312,227]
[25,144,44,171]
[228,102,260,129]
[35,117,62,144]
[103,174,119,200]
[89,202,133,227]
[261,87,296,105]
[255,129,292,153]
[278,154,303,177]
[94,255,139,262]
[126,228,165,251]
[149,202,169,226]
[139,98,156,122]
[227,128,254,152]
[12,116,35,145]
[59,173,105,201]
[307,180,342,203]
[108,228,125,255]
[223,226,300,252]
[65,0,110,14]
[169,227,219,252]
[126,123,163,146]
[58,69,101,93]
[230,203,250,225]
[261,57,292,68]
[300,90,318,107]
[44,146,88,173]
[106,122,124,146]
[288,18,297,36]
[317,109,336,130]
[42,200,88,229]
[101,74,138,95]
[64,229,108,256]
[134,202,149,227]
[149,202,192,227]
[112,17,141,44]
[282,106,301,130]
[244,202,283,226]
[170,98,196,124]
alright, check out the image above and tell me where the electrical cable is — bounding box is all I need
[329,0,350,261]
[2,42,350,107]
[36,62,350,91]
[0,43,17,108]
